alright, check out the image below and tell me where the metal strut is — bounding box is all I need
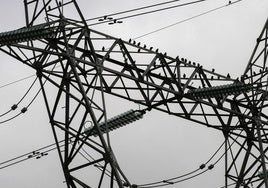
[0,0,267,187]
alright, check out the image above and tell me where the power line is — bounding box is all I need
[0,140,64,170]
[88,0,207,26]
[0,78,40,124]
[0,82,42,124]
[0,74,35,89]
[0,138,113,179]
[0,65,56,124]
[137,124,247,187]
[0,54,57,124]
[138,141,226,187]
[137,145,223,187]
[85,0,184,22]
[0,77,37,118]
[133,0,244,40]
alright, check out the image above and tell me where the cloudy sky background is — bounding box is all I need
[0,0,267,187]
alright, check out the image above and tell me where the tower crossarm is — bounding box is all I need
[0,20,266,137]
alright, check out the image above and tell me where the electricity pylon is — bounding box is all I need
[0,0,267,187]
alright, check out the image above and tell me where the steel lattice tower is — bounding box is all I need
[0,0,267,187]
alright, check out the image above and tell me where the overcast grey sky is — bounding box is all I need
[0,0,267,188]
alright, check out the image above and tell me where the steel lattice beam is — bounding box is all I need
[0,0,267,187]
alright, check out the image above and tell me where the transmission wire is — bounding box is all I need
[0,51,59,124]
[85,0,184,22]
[0,137,113,180]
[0,84,42,124]
[88,0,207,27]
[137,125,246,187]
[0,74,35,89]
[133,0,243,40]
[137,141,225,187]
[0,140,65,170]
[0,76,37,118]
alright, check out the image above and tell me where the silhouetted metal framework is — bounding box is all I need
[0,0,267,187]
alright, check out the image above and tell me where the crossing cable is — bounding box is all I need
[88,0,207,27]
[0,74,35,90]
[0,77,38,124]
[137,128,246,187]
[137,142,225,188]
[0,138,114,179]
[0,140,65,170]
[133,0,243,40]
[137,142,230,188]
[85,0,184,22]
[0,75,46,124]
[0,76,37,118]
[0,80,43,124]
[137,109,262,188]
[0,54,57,124]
